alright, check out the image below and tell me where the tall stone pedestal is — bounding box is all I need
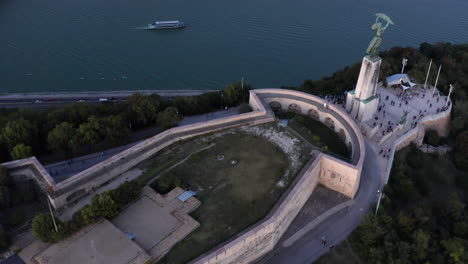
[346,55,381,122]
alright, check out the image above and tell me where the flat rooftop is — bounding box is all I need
[112,195,182,251]
[34,219,151,264]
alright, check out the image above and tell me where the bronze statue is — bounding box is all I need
[366,13,394,57]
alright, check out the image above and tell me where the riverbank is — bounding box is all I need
[0,90,218,100]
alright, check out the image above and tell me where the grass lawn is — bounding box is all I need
[140,125,308,264]
[287,115,350,160]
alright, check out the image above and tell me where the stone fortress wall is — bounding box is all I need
[190,89,366,264]
[1,89,366,264]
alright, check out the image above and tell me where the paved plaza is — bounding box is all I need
[370,83,449,145]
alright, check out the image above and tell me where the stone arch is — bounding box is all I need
[269,101,282,111]
[307,109,320,120]
[288,103,302,114]
[66,188,86,202]
[338,128,346,142]
[324,117,335,130]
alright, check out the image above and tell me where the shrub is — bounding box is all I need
[154,176,185,194]
[32,213,66,243]
[110,181,142,208]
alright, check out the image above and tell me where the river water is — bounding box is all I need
[1,0,467,92]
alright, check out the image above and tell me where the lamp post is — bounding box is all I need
[432,65,442,95]
[447,84,454,107]
[47,198,59,232]
[423,59,432,89]
[375,189,383,216]
[401,58,408,74]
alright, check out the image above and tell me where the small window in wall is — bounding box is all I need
[324,117,335,130]
[338,129,346,142]
[269,101,282,111]
[307,109,320,120]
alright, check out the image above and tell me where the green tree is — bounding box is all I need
[222,82,250,106]
[110,181,142,207]
[78,116,103,146]
[1,119,34,150]
[446,193,466,222]
[157,107,181,128]
[125,93,160,127]
[47,122,76,153]
[92,191,119,219]
[455,131,468,171]
[397,211,415,234]
[32,213,65,243]
[442,237,466,264]
[81,192,119,221]
[10,144,32,160]
[412,229,430,261]
[101,115,130,144]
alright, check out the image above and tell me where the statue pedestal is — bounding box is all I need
[346,55,381,122]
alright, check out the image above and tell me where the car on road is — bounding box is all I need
[34,99,43,103]
[99,98,109,102]
[77,99,86,102]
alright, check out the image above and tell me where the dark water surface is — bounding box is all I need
[1,0,467,92]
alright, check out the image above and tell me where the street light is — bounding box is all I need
[401,58,408,74]
[375,189,383,216]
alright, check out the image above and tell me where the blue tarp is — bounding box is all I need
[178,191,197,202]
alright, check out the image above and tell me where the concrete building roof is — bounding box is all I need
[34,219,150,264]
[386,73,409,83]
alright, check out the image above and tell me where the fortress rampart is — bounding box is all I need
[2,89,366,264]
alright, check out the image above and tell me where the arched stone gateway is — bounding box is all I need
[338,129,346,142]
[324,117,335,130]
[269,101,282,111]
[288,103,302,114]
[307,109,320,120]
